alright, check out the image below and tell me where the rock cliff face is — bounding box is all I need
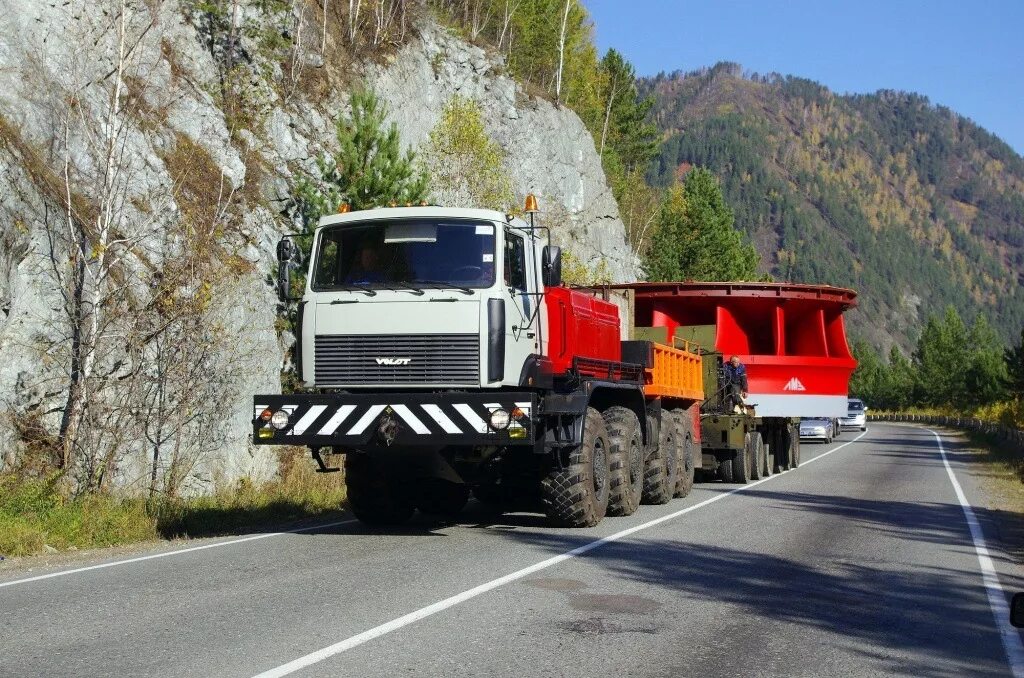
[0,2,637,488]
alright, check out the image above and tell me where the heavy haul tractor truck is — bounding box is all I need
[253,198,704,527]
[606,282,859,483]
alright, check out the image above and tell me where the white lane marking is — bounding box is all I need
[0,520,357,590]
[453,404,488,434]
[927,427,1024,677]
[390,404,430,435]
[253,432,869,677]
[346,405,386,435]
[421,404,462,434]
[290,405,328,435]
[318,405,356,435]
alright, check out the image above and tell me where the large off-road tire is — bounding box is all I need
[732,432,754,484]
[673,409,696,498]
[415,480,470,518]
[345,453,415,526]
[643,409,678,504]
[604,406,643,517]
[542,407,611,527]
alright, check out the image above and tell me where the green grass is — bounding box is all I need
[0,456,347,558]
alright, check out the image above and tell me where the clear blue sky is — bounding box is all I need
[584,0,1024,154]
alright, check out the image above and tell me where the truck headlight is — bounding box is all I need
[489,408,510,430]
[271,410,290,430]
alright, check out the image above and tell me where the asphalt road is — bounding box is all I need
[2,423,1023,677]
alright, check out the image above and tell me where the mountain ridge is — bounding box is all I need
[642,62,1024,352]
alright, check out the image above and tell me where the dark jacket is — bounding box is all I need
[724,362,748,392]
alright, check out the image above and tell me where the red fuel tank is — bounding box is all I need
[544,286,622,374]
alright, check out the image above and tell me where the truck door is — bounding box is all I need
[503,229,536,383]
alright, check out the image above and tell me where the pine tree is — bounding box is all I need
[644,168,760,282]
[596,48,658,174]
[913,306,969,407]
[964,315,1008,406]
[1007,329,1024,398]
[292,88,428,230]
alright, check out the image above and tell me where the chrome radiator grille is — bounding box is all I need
[314,334,480,385]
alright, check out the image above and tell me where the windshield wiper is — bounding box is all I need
[391,282,426,296]
[331,283,377,296]
[412,279,473,295]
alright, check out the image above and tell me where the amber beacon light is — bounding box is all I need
[524,193,539,213]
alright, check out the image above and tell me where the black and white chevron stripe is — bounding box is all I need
[253,394,535,446]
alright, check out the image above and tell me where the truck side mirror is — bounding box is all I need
[276,237,299,302]
[542,245,562,288]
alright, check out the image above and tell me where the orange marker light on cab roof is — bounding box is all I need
[337,202,351,214]
[524,193,539,213]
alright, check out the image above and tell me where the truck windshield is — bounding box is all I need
[312,219,497,291]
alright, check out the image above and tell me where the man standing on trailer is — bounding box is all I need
[724,355,749,413]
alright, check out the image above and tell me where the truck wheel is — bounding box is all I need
[732,433,754,484]
[604,406,643,517]
[415,480,470,518]
[673,409,696,498]
[345,453,415,526]
[542,407,611,527]
[643,410,678,504]
[762,431,774,478]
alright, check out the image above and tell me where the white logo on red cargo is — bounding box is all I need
[783,377,806,391]
[376,357,412,366]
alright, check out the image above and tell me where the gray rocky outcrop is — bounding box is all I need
[0,1,638,489]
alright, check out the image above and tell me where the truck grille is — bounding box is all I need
[315,334,480,385]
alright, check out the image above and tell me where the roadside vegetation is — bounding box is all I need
[851,310,1023,430]
[0,449,345,559]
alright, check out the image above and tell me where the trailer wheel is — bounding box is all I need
[717,455,734,483]
[643,410,678,504]
[415,480,470,518]
[791,425,802,468]
[604,407,643,517]
[750,432,765,481]
[542,407,611,527]
[673,410,696,498]
[761,430,774,478]
[732,432,755,484]
[345,453,415,526]
[775,426,790,473]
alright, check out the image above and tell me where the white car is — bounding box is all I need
[800,417,833,443]
[840,399,868,431]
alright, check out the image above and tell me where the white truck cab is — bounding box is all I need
[295,207,553,391]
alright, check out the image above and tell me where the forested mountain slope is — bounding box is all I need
[643,63,1024,351]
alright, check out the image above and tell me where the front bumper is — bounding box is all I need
[839,416,866,429]
[253,392,536,448]
[799,428,830,440]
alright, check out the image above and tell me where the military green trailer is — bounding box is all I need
[675,324,800,482]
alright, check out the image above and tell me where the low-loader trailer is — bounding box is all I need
[254,199,703,527]
[606,282,858,482]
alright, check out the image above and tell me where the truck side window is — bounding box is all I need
[504,231,527,291]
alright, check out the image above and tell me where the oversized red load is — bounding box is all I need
[609,282,858,418]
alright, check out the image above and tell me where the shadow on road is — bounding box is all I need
[491,529,1012,677]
